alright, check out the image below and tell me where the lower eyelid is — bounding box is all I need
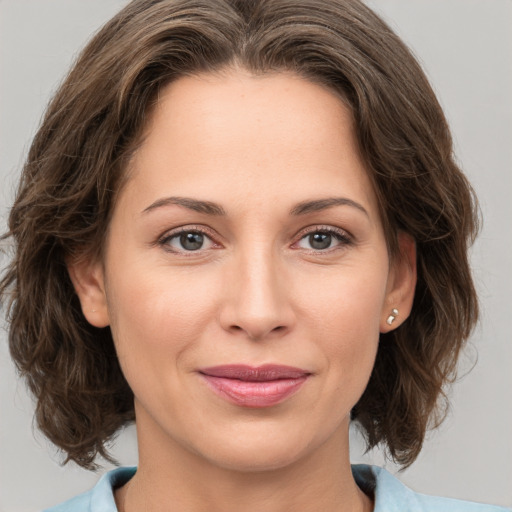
[159,227,217,251]
[157,226,352,252]
[294,228,353,251]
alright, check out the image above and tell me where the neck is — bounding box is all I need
[116,410,373,512]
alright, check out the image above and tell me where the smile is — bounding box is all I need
[198,364,311,408]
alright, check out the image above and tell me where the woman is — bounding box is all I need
[0,0,509,510]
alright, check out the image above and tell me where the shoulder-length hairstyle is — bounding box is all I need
[0,0,478,470]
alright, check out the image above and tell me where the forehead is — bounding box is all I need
[122,68,378,219]
[146,69,354,155]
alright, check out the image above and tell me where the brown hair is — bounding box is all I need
[0,0,479,470]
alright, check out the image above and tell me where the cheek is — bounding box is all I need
[316,302,381,385]
[299,259,388,340]
[297,261,387,398]
[105,262,221,374]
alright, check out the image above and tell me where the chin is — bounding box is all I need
[202,443,307,473]
[188,420,334,474]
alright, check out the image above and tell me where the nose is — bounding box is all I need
[219,247,295,341]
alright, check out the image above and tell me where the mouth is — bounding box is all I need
[198,364,311,408]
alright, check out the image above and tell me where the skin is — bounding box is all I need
[69,68,416,512]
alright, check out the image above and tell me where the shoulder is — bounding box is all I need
[352,464,511,512]
[42,491,91,512]
[42,467,136,512]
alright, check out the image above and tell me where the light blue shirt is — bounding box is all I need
[43,464,510,511]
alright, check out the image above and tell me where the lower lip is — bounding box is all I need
[201,375,309,408]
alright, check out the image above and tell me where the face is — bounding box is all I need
[71,69,415,472]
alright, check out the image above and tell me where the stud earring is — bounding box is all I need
[386,308,399,325]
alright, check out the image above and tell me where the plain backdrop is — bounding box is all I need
[1,1,511,510]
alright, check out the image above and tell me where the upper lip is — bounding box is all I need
[199,364,311,382]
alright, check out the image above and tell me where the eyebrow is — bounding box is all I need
[289,197,369,217]
[142,196,368,217]
[142,196,226,216]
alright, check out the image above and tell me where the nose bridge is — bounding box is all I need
[221,239,293,340]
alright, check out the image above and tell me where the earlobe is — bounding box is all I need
[380,232,417,333]
[66,255,110,328]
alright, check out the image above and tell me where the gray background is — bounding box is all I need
[1,1,511,510]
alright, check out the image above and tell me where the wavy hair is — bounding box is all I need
[0,0,479,469]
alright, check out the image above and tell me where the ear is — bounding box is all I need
[380,232,417,333]
[66,254,110,328]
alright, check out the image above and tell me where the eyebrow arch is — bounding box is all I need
[142,196,226,216]
[142,196,368,218]
[290,197,369,217]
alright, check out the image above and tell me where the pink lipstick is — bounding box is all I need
[199,364,310,408]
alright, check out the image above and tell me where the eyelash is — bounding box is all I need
[295,226,353,253]
[158,225,219,256]
[157,225,353,255]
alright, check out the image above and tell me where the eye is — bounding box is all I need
[160,229,216,253]
[296,228,352,251]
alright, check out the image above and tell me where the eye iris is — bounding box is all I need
[309,232,331,250]
[180,232,204,250]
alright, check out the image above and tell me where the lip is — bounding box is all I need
[199,364,311,408]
